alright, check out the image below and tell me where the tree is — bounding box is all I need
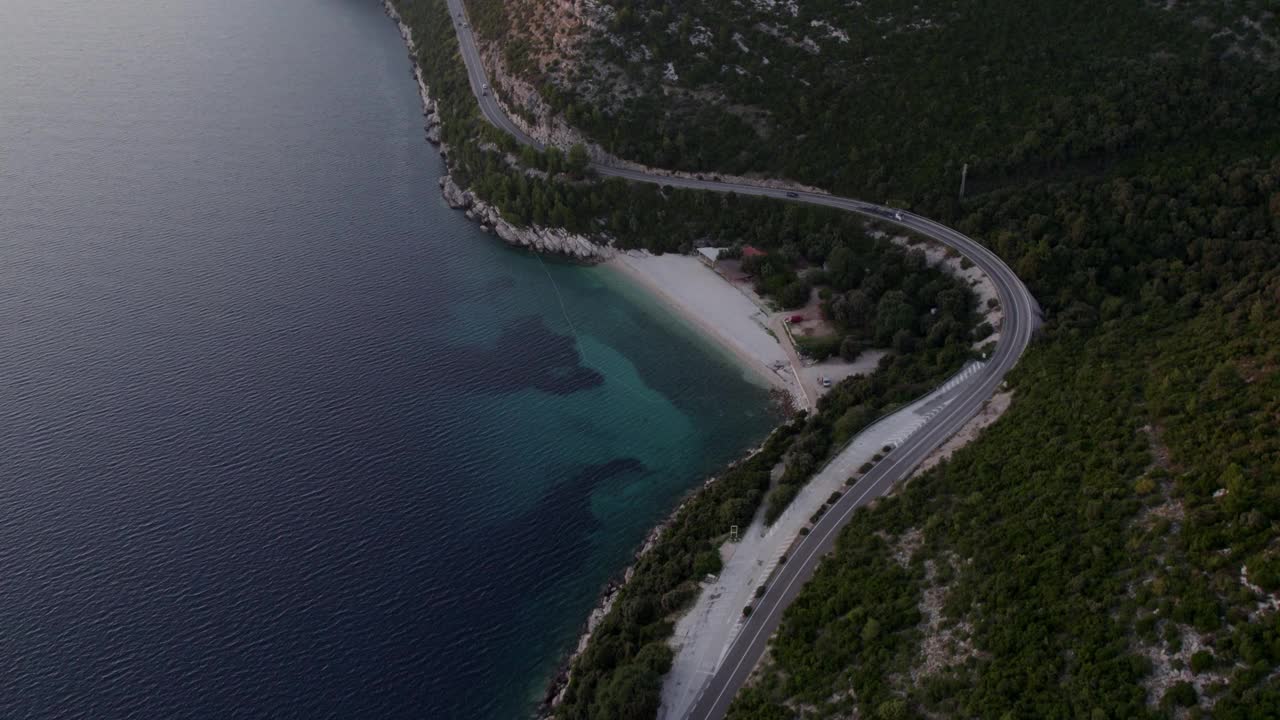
[568,143,591,176]
[861,617,881,644]
[827,246,859,290]
[719,497,752,526]
[1162,681,1197,709]
[693,550,722,577]
[779,280,810,309]
[892,329,915,354]
[840,336,862,361]
[590,664,662,720]
[1190,650,1214,673]
[520,144,539,169]
[875,290,915,344]
[846,290,873,325]
[936,287,970,318]
[1205,361,1244,401]
[876,699,907,720]
[546,146,564,175]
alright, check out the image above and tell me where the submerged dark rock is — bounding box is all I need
[438,315,604,397]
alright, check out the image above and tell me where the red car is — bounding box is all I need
[788,314,804,323]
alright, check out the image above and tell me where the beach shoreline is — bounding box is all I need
[602,252,806,410]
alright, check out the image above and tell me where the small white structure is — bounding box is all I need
[696,246,725,266]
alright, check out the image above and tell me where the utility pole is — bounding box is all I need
[959,162,968,201]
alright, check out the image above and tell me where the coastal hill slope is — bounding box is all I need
[463,0,1277,205]
[403,0,1280,716]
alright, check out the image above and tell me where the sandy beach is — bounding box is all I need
[604,251,806,407]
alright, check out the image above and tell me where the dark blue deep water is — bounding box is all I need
[0,1,773,717]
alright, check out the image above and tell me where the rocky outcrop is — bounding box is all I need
[438,175,610,260]
[439,173,471,208]
[384,0,611,262]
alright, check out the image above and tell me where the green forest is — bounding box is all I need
[395,0,1280,715]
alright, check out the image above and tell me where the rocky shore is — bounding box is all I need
[386,0,811,263]
[383,0,611,261]
[437,175,609,260]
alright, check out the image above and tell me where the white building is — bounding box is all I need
[696,246,725,266]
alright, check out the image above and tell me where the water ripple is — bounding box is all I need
[0,0,774,718]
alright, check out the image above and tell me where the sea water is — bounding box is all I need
[0,0,773,717]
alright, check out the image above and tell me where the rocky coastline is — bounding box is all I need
[437,175,609,260]
[535,516,666,716]
[382,0,611,261]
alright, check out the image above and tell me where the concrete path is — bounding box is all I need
[661,361,985,719]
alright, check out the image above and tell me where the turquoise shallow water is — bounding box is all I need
[0,0,775,717]
[426,252,778,713]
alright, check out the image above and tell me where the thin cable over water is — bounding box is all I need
[534,252,654,404]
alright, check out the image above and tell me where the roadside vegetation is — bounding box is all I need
[735,234,977,354]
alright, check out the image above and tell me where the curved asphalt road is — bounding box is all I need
[439,1,1041,717]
